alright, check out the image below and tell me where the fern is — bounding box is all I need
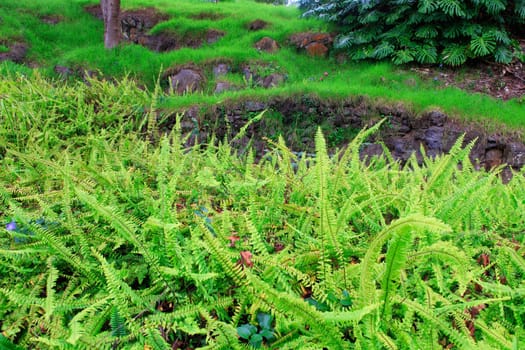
[358,214,452,308]
[380,231,412,319]
[0,334,25,350]
[399,297,476,349]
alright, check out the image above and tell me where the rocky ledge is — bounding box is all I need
[158,95,524,180]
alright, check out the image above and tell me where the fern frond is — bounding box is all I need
[145,327,170,350]
[380,231,412,319]
[376,331,398,350]
[475,319,513,349]
[0,334,25,350]
[44,258,59,323]
[246,274,347,349]
[399,297,475,349]
[322,303,379,324]
[197,218,247,287]
[358,214,452,309]
[245,215,269,256]
[91,248,151,317]
[110,305,128,337]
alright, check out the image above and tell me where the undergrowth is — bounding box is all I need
[1,73,525,349]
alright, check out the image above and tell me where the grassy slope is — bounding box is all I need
[0,0,523,131]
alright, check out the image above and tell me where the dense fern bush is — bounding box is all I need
[1,74,525,348]
[300,0,525,65]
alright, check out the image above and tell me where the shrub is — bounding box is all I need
[300,0,525,65]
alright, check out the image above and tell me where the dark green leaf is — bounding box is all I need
[260,329,276,341]
[237,324,257,340]
[257,312,272,330]
[249,333,263,348]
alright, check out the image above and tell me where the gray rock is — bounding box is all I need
[262,73,285,88]
[424,126,443,150]
[214,81,235,94]
[213,63,230,77]
[360,143,384,161]
[245,101,267,112]
[169,69,204,95]
[504,142,525,168]
[427,110,447,127]
[54,65,73,77]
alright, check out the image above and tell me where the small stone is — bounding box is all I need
[426,110,447,127]
[245,101,267,112]
[206,29,225,44]
[262,73,285,88]
[255,37,279,53]
[248,19,268,31]
[305,42,328,57]
[289,32,333,49]
[485,149,503,170]
[54,65,73,77]
[214,81,235,94]
[169,68,204,95]
[213,63,230,77]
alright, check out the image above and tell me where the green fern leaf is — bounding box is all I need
[145,328,170,350]
[399,297,475,349]
[44,258,59,323]
[0,334,25,350]
[358,214,451,309]
[110,306,128,337]
[381,231,412,319]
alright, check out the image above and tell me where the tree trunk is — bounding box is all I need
[101,0,121,49]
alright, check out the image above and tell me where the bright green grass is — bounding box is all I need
[0,0,523,131]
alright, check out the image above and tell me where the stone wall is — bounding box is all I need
[161,94,525,178]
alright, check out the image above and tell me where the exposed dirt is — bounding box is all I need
[247,19,268,31]
[411,41,525,101]
[140,29,224,52]
[40,14,63,25]
[412,60,525,101]
[84,5,169,26]
[0,41,28,63]
[84,5,224,52]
